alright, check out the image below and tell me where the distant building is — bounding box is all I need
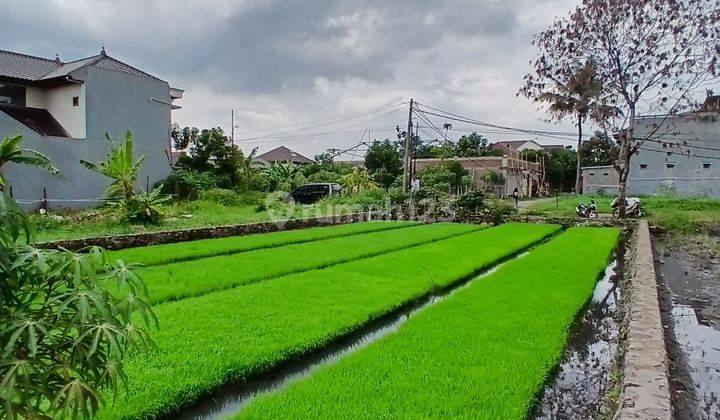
[253,145,313,166]
[581,165,619,196]
[413,156,541,198]
[627,94,720,197]
[0,48,183,209]
[490,140,567,155]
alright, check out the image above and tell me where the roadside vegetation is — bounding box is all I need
[238,227,619,418]
[93,223,560,419]
[526,194,720,234]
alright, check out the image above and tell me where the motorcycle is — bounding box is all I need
[576,199,598,218]
[610,196,644,217]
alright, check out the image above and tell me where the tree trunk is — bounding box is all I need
[617,106,636,218]
[575,116,583,195]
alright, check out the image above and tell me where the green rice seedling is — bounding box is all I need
[132,222,482,304]
[108,221,418,266]
[237,227,619,419]
[95,223,561,419]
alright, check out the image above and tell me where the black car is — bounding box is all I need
[287,183,342,204]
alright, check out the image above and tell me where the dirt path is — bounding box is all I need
[517,197,555,211]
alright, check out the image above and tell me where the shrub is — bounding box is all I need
[455,191,485,216]
[113,187,171,224]
[0,193,156,418]
[200,188,242,205]
[159,169,217,200]
[484,199,518,224]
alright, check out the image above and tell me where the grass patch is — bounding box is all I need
[95,223,561,419]
[131,222,481,305]
[108,221,417,266]
[237,227,619,419]
[30,199,366,242]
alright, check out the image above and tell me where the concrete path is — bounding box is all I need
[616,220,672,419]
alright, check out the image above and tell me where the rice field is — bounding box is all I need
[92,221,620,419]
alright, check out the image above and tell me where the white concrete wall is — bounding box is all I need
[44,84,86,138]
[25,87,46,108]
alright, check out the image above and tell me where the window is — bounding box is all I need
[666,162,676,169]
[72,96,79,106]
[589,172,595,176]
[603,172,609,176]
[703,163,711,169]
[0,84,26,106]
[639,164,648,169]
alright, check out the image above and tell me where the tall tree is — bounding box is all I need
[0,135,60,186]
[580,131,619,167]
[456,132,488,157]
[364,139,402,189]
[521,61,616,194]
[525,0,720,215]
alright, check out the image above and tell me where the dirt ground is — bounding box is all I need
[654,234,720,419]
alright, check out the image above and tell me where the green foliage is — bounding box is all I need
[109,222,416,267]
[547,147,578,192]
[238,227,618,419]
[454,190,485,216]
[341,168,378,193]
[456,132,488,157]
[158,169,217,200]
[580,131,619,167]
[112,186,171,224]
[81,130,146,200]
[93,223,558,419]
[484,199,519,224]
[482,170,505,185]
[418,160,468,194]
[262,162,301,192]
[0,193,156,419]
[0,135,61,186]
[364,139,402,189]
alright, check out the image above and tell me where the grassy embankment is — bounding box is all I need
[238,227,620,419]
[527,195,720,234]
[127,222,481,305]
[95,223,561,419]
[31,198,362,243]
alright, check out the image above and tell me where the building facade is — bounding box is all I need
[0,48,183,209]
[628,97,720,197]
[580,165,619,196]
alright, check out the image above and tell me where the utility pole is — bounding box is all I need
[402,99,414,193]
[231,109,235,147]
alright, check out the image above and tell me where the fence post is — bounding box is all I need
[43,188,48,212]
[146,175,150,192]
[8,186,12,198]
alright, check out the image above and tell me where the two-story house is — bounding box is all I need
[0,48,183,209]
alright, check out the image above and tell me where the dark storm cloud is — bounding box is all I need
[0,0,521,95]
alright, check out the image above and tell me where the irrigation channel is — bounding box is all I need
[171,231,625,420]
[655,239,720,419]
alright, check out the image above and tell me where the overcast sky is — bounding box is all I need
[1,0,586,158]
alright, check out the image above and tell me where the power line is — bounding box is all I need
[233,101,408,136]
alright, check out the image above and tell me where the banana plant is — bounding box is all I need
[0,135,61,186]
[81,130,146,200]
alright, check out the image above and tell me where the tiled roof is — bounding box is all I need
[257,146,313,164]
[0,49,164,82]
[0,104,70,137]
[0,50,60,81]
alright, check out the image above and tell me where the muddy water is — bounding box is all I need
[534,259,620,419]
[655,239,720,419]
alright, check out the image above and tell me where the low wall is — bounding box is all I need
[615,220,672,419]
[37,213,369,251]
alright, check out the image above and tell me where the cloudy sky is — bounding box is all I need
[1,0,585,158]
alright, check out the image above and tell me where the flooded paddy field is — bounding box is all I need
[655,236,720,419]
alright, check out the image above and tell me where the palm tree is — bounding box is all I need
[0,135,60,186]
[262,162,300,191]
[537,61,617,194]
[81,130,146,200]
[341,168,379,193]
